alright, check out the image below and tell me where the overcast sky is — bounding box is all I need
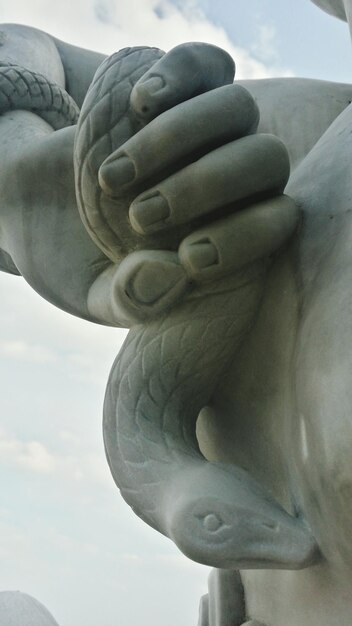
[0,2,351,626]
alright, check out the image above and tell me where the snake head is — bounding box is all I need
[165,462,320,570]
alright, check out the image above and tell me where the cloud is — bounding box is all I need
[0,0,291,79]
[0,520,29,561]
[0,272,126,390]
[251,23,278,63]
[94,0,116,24]
[0,340,58,364]
[0,429,56,473]
[0,427,111,485]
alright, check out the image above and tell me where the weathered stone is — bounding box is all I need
[2,2,352,624]
[0,592,59,626]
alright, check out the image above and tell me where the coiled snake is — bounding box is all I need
[0,48,319,570]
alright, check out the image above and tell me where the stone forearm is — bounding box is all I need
[0,111,111,321]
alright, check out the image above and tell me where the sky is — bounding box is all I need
[0,2,351,626]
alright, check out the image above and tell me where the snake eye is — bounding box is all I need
[202,513,224,533]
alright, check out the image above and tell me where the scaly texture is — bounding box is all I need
[0,62,79,129]
[75,47,319,569]
[103,269,318,568]
[3,47,318,570]
[74,47,166,262]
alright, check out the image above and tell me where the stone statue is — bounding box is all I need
[76,46,316,571]
[0,591,59,626]
[1,0,352,623]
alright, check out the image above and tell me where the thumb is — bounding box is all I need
[88,250,191,327]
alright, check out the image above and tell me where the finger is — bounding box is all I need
[99,84,259,196]
[129,134,290,235]
[130,42,235,121]
[112,250,192,323]
[88,251,192,326]
[198,594,209,626]
[206,569,245,626]
[178,195,299,282]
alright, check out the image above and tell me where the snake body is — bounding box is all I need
[0,62,79,129]
[103,269,320,569]
[0,50,319,569]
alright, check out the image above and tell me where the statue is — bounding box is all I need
[0,591,59,626]
[1,1,352,623]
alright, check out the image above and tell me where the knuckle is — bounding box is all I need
[232,84,260,132]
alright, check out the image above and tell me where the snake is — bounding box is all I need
[0,61,79,129]
[0,47,319,570]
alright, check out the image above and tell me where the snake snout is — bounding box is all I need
[237,509,321,570]
[165,461,320,570]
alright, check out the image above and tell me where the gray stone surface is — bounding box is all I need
[1,1,352,624]
[0,591,59,626]
[311,0,347,20]
[198,570,245,626]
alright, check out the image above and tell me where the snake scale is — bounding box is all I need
[0,61,79,129]
[0,47,319,570]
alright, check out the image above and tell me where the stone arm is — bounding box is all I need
[0,25,230,324]
[239,77,352,170]
[0,26,261,327]
[1,23,350,327]
[52,35,106,108]
[0,23,107,301]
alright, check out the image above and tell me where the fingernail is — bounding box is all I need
[132,76,167,117]
[139,75,165,95]
[130,192,170,233]
[100,154,135,193]
[130,262,184,305]
[185,239,219,272]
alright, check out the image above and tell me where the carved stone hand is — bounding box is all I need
[74,44,320,571]
[76,43,299,327]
